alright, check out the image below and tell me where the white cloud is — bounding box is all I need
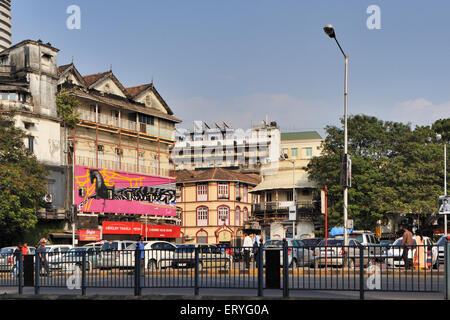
[390,98,450,126]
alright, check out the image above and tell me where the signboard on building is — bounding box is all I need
[78,229,101,241]
[102,221,180,238]
[141,224,181,238]
[279,201,294,208]
[103,221,142,235]
[74,166,176,216]
[289,205,296,221]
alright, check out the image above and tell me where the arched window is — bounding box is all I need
[197,230,208,244]
[197,207,208,226]
[243,207,248,222]
[218,206,229,226]
[235,206,240,226]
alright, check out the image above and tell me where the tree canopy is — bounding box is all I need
[306,115,448,231]
[56,87,81,128]
[0,108,47,246]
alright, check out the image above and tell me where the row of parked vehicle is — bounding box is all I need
[1,231,449,273]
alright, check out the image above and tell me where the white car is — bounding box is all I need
[435,235,449,263]
[44,245,74,269]
[385,237,438,269]
[98,240,136,269]
[122,241,177,270]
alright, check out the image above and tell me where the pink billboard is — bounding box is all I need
[74,166,176,216]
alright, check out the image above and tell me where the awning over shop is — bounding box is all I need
[250,170,317,193]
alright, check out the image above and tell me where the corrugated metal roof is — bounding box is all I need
[281,131,322,141]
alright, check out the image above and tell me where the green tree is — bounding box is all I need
[0,108,47,246]
[306,115,446,232]
[56,87,81,128]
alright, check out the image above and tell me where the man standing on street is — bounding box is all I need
[401,226,414,270]
[243,233,253,269]
[136,236,146,276]
[37,240,50,276]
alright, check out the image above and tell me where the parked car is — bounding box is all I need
[44,245,74,269]
[0,246,36,273]
[301,238,323,248]
[263,239,315,268]
[313,239,372,269]
[171,243,231,271]
[53,247,100,272]
[385,236,438,268]
[98,240,136,269]
[374,239,394,262]
[122,241,177,270]
[0,247,18,272]
[82,241,107,249]
[347,231,378,246]
[435,235,449,263]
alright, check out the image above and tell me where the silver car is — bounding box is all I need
[313,239,372,269]
[98,240,136,269]
[435,235,449,263]
[263,239,315,268]
[0,247,17,272]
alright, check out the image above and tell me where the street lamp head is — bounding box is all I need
[437,133,442,141]
[323,24,336,38]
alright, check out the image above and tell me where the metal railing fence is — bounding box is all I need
[1,241,449,299]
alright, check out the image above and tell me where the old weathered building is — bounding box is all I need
[0,40,67,222]
[0,37,182,243]
[176,168,260,245]
[57,63,182,243]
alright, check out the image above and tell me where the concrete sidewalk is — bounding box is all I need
[0,286,444,300]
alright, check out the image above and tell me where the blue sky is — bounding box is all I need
[12,0,450,136]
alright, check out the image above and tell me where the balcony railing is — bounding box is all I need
[251,201,317,218]
[75,156,172,178]
[78,110,174,141]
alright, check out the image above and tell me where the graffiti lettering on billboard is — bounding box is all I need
[75,167,176,215]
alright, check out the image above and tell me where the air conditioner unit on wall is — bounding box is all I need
[43,194,53,203]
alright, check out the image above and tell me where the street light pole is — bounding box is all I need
[445,143,448,234]
[438,134,448,235]
[292,159,296,239]
[324,24,349,245]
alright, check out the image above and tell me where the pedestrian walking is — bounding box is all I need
[253,236,263,268]
[11,244,22,278]
[243,233,253,269]
[413,232,426,270]
[401,226,414,270]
